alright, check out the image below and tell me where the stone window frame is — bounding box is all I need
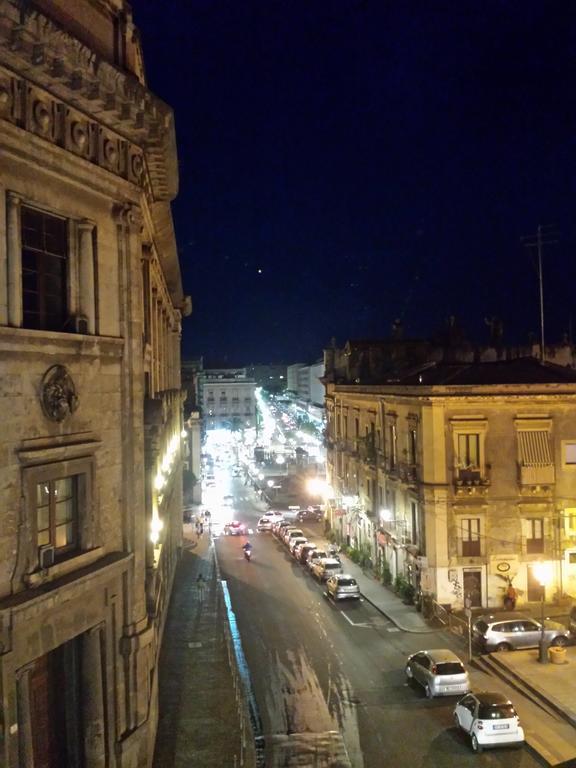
[453,509,485,558]
[561,440,576,470]
[17,437,102,589]
[3,191,97,334]
[450,418,488,480]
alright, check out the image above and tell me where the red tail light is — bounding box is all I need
[431,665,437,674]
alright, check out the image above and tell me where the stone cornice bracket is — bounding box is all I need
[113,202,143,234]
[0,0,178,201]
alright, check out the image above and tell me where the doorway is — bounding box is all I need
[463,568,482,607]
[527,565,545,602]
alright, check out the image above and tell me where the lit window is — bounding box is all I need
[36,476,79,555]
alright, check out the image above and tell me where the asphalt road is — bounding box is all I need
[214,476,544,768]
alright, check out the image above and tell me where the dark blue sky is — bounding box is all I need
[134,1,576,365]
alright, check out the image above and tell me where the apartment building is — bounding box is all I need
[325,357,576,610]
[0,1,189,765]
[198,368,257,430]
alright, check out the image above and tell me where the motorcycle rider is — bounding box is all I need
[242,540,253,560]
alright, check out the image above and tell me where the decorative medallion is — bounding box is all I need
[71,120,87,149]
[0,86,10,111]
[103,138,118,165]
[33,99,51,133]
[40,365,79,422]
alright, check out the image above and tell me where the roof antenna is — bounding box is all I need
[521,225,558,362]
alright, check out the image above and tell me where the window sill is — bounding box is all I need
[25,546,105,588]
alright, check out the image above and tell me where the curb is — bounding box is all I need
[359,591,437,634]
[487,653,576,729]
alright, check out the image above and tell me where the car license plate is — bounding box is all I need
[493,724,509,730]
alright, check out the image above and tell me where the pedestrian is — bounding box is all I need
[199,522,204,535]
[504,580,517,610]
[196,572,206,600]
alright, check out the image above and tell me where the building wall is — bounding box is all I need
[0,2,187,766]
[199,370,257,429]
[326,380,576,610]
[287,363,305,393]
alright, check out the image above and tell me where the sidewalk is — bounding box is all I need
[335,549,434,633]
[153,526,250,768]
[334,546,576,766]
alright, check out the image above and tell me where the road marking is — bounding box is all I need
[340,611,372,628]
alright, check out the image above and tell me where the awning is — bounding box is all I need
[518,430,552,466]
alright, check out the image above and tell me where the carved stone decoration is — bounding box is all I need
[33,98,51,133]
[40,365,79,422]
[71,120,87,149]
[0,85,10,112]
[128,151,144,184]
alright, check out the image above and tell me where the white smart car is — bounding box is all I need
[453,691,525,753]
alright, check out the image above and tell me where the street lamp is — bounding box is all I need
[534,562,553,664]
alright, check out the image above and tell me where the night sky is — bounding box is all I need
[134,1,576,365]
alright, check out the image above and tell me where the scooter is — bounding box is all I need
[243,547,252,562]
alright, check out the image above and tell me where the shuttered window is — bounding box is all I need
[518,431,552,466]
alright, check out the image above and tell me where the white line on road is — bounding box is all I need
[340,611,372,628]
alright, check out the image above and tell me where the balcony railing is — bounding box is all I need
[518,464,555,486]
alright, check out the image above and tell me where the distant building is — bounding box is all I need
[287,360,325,405]
[246,363,287,392]
[0,2,188,765]
[325,354,576,611]
[198,368,257,429]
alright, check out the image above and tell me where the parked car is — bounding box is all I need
[306,549,328,570]
[298,543,318,564]
[289,537,308,555]
[453,691,525,753]
[473,613,570,653]
[293,540,312,560]
[405,649,470,699]
[297,507,323,523]
[569,605,576,638]
[275,521,294,538]
[326,574,360,601]
[284,528,305,547]
[311,557,343,582]
[257,517,273,532]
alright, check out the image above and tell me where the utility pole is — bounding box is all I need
[522,225,558,361]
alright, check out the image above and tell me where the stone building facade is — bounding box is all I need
[325,357,576,610]
[0,1,189,766]
[198,368,257,430]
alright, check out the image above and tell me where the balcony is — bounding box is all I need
[454,467,490,496]
[518,464,555,487]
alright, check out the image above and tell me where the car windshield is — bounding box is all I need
[313,551,327,559]
[435,662,465,676]
[338,578,357,587]
[478,704,516,719]
[325,563,341,571]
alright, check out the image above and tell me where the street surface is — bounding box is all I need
[214,475,544,768]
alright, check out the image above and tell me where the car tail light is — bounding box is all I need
[431,665,437,674]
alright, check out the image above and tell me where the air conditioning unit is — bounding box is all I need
[73,314,89,334]
[38,545,55,570]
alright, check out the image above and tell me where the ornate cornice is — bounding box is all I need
[0,0,177,201]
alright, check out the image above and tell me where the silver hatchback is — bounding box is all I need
[473,613,570,653]
[326,574,360,601]
[405,649,470,699]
